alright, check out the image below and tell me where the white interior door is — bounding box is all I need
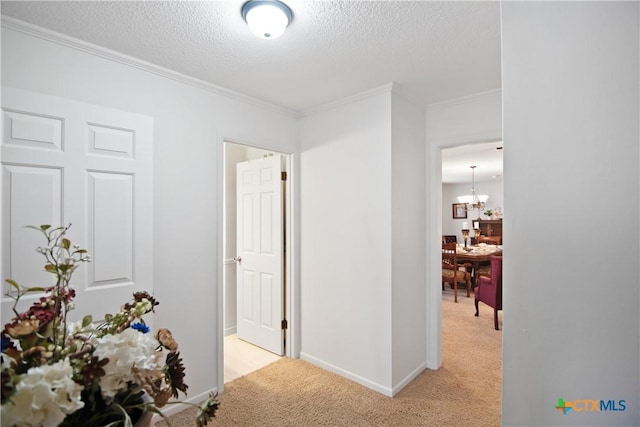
[236,155,284,355]
[1,87,153,326]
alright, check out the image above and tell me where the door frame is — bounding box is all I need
[425,89,503,370]
[427,138,502,370]
[216,137,298,393]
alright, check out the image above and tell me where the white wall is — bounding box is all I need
[442,179,503,242]
[299,86,427,396]
[1,24,298,407]
[390,92,426,391]
[501,2,639,426]
[299,90,394,393]
[426,89,502,147]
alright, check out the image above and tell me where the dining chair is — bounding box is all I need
[442,243,471,303]
[474,255,503,330]
[442,235,457,244]
[475,262,491,282]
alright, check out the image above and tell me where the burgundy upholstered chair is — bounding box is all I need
[474,255,503,330]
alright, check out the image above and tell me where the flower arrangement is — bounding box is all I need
[483,207,503,220]
[1,225,219,427]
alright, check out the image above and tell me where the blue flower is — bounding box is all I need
[131,322,150,334]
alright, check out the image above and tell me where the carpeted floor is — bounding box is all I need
[158,290,502,426]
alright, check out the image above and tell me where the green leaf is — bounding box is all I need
[144,405,164,416]
[44,264,57,273]
[5,278,20,290]
[73,249,88,254]
[61,238,71,250]
[40,224,52,231]
[82,315,93,327]
[108,404,133,427]
[24,286,46,293]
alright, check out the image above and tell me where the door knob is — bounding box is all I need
[233,256,242,264]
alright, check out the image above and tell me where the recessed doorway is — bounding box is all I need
[221,142,292,385]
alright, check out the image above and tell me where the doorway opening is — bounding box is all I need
[441,141,503,250]
[439,140,503,352]
[221,141,292,385]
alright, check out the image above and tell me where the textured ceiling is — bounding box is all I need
[1,1,503,181]
[0,1,502,113]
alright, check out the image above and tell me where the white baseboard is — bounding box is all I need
[224,326,237,336]
[391,362,427,396]
[299,352,393,397]
[299,353,427,397]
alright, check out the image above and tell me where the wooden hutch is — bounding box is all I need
[479,219,502,244]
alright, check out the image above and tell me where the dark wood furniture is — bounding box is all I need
[442,243,472,303]
[479,219,502,244]
[442,235,457,244]
[456,246,503,290]
[478,236,500,245]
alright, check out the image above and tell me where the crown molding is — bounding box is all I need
[1,16,298,118]
[426,88,502,111]
[299,83,395,117]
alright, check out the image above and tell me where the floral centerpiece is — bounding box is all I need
[1,225,219,426]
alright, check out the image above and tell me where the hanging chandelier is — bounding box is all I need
[457,165,488,213]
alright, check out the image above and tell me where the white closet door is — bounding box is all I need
[236,156,284,355]
[1,87,153,325]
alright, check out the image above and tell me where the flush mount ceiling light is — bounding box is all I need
[242,0,293,40]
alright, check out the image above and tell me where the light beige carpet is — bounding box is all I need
[158,290,502,426]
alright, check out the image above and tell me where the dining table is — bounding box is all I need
[456,244,503,289]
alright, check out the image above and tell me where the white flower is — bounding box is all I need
[0,358,84,427]
[93,328,163,400]
[130,299,152,316]
[66,320,85,336]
